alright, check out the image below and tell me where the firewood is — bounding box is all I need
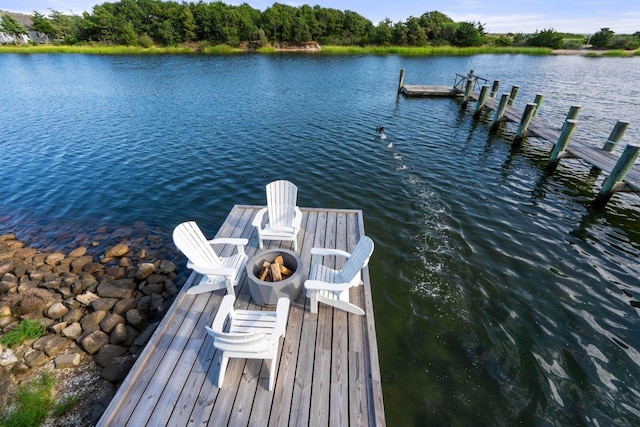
[259,266,270,281]
[274,255,284,265]
[270,262,283,281]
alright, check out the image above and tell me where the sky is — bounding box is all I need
[2,0,639,34]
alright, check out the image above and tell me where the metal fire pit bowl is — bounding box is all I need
[246,249,303,306]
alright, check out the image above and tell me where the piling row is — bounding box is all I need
[399,69,639,207]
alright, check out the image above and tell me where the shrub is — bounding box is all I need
[527,28,563,49]
[138,33,153,48]
[3,288,51,316]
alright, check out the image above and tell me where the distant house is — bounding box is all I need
[0,10,47,44]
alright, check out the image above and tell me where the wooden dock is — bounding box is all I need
[97,205,385,427]
[399,69,639,206]
[400,85,462,97]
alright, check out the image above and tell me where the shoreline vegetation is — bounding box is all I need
[1,43,639,57]
[2,3,639,57]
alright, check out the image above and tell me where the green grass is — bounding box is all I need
[319,45,552,56]
[601,49,634,57]
[0,319,45,348]
[256,46,278,53]
[0,371,56,427]
[201,44,241,54]
[0,44,198,55]
[0,43,554,56]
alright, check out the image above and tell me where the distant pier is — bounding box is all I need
[398,69,638,207]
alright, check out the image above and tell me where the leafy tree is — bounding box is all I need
[342,10,371,44]
[31,11,55,43]
[372,19,393,45]
[419,11,455,44]
[261,3,297,42]
[120,21,138,45]
[453,21,485,47]
[85,3,118,42]
[405,17,427,46]
[313,6,343,42]
[293,16,311,42]
[157,20,176,45]
[591,27,614,48]
[1,14,28,43]
[392,21,408,45]
[49,9,75,41]
[181,7,196,42]
[526,28,563,48]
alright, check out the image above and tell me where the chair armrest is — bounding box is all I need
[187,261,238,277]
[208,238,248,257]
[292,207,303,230]
[304,280,352,292]
[269,298,290,344]
[310,247,351,258]
[208,238,249,247]
[210,295,235,333]
[251,208,268,228]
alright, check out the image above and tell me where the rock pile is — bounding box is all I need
[0,232,181,422]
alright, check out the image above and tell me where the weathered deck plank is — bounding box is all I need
[401,84,463,97]
[98,205,385,427]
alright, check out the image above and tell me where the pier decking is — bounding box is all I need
[97,205,385,427]
[400,85,462,97]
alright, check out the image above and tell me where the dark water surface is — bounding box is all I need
[2,53,639,425]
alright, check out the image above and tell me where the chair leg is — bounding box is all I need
[310,293,318,314]
[293,238,298,252]
[259,238,264,249]
[225,277,235,297]
[217,354,229,388]
[268,358,277,391]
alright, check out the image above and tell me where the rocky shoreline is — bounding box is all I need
[0,232,183,425]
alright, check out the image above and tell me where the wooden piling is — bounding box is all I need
[461,77,475,110]
[602,120,630,152]
[399,70,640,207]
[508,85,519,106]
[490,80,500,98]
[595,143,640,206]
[490,93,510,131]
[473,85,490,119]
[547,119,579,172]
[566,105,581,120]
[533,94,544,117]
[398,68,405,93]
[513,103,537,146]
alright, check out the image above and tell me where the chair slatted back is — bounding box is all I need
[339,236,374,284]
[173,221,221,268]
[266,180,298,228]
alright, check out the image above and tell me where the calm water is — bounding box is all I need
[2,53,640,425]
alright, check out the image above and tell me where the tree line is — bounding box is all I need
[1,1,639,50]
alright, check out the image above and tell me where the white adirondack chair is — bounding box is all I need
[252,180,302,251]
[205,295,290,391]
[304,236,374,316]
[172,221,248,296]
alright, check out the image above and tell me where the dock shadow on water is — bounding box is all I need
[1,53,639,425]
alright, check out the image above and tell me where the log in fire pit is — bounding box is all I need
[247,249,303,306]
